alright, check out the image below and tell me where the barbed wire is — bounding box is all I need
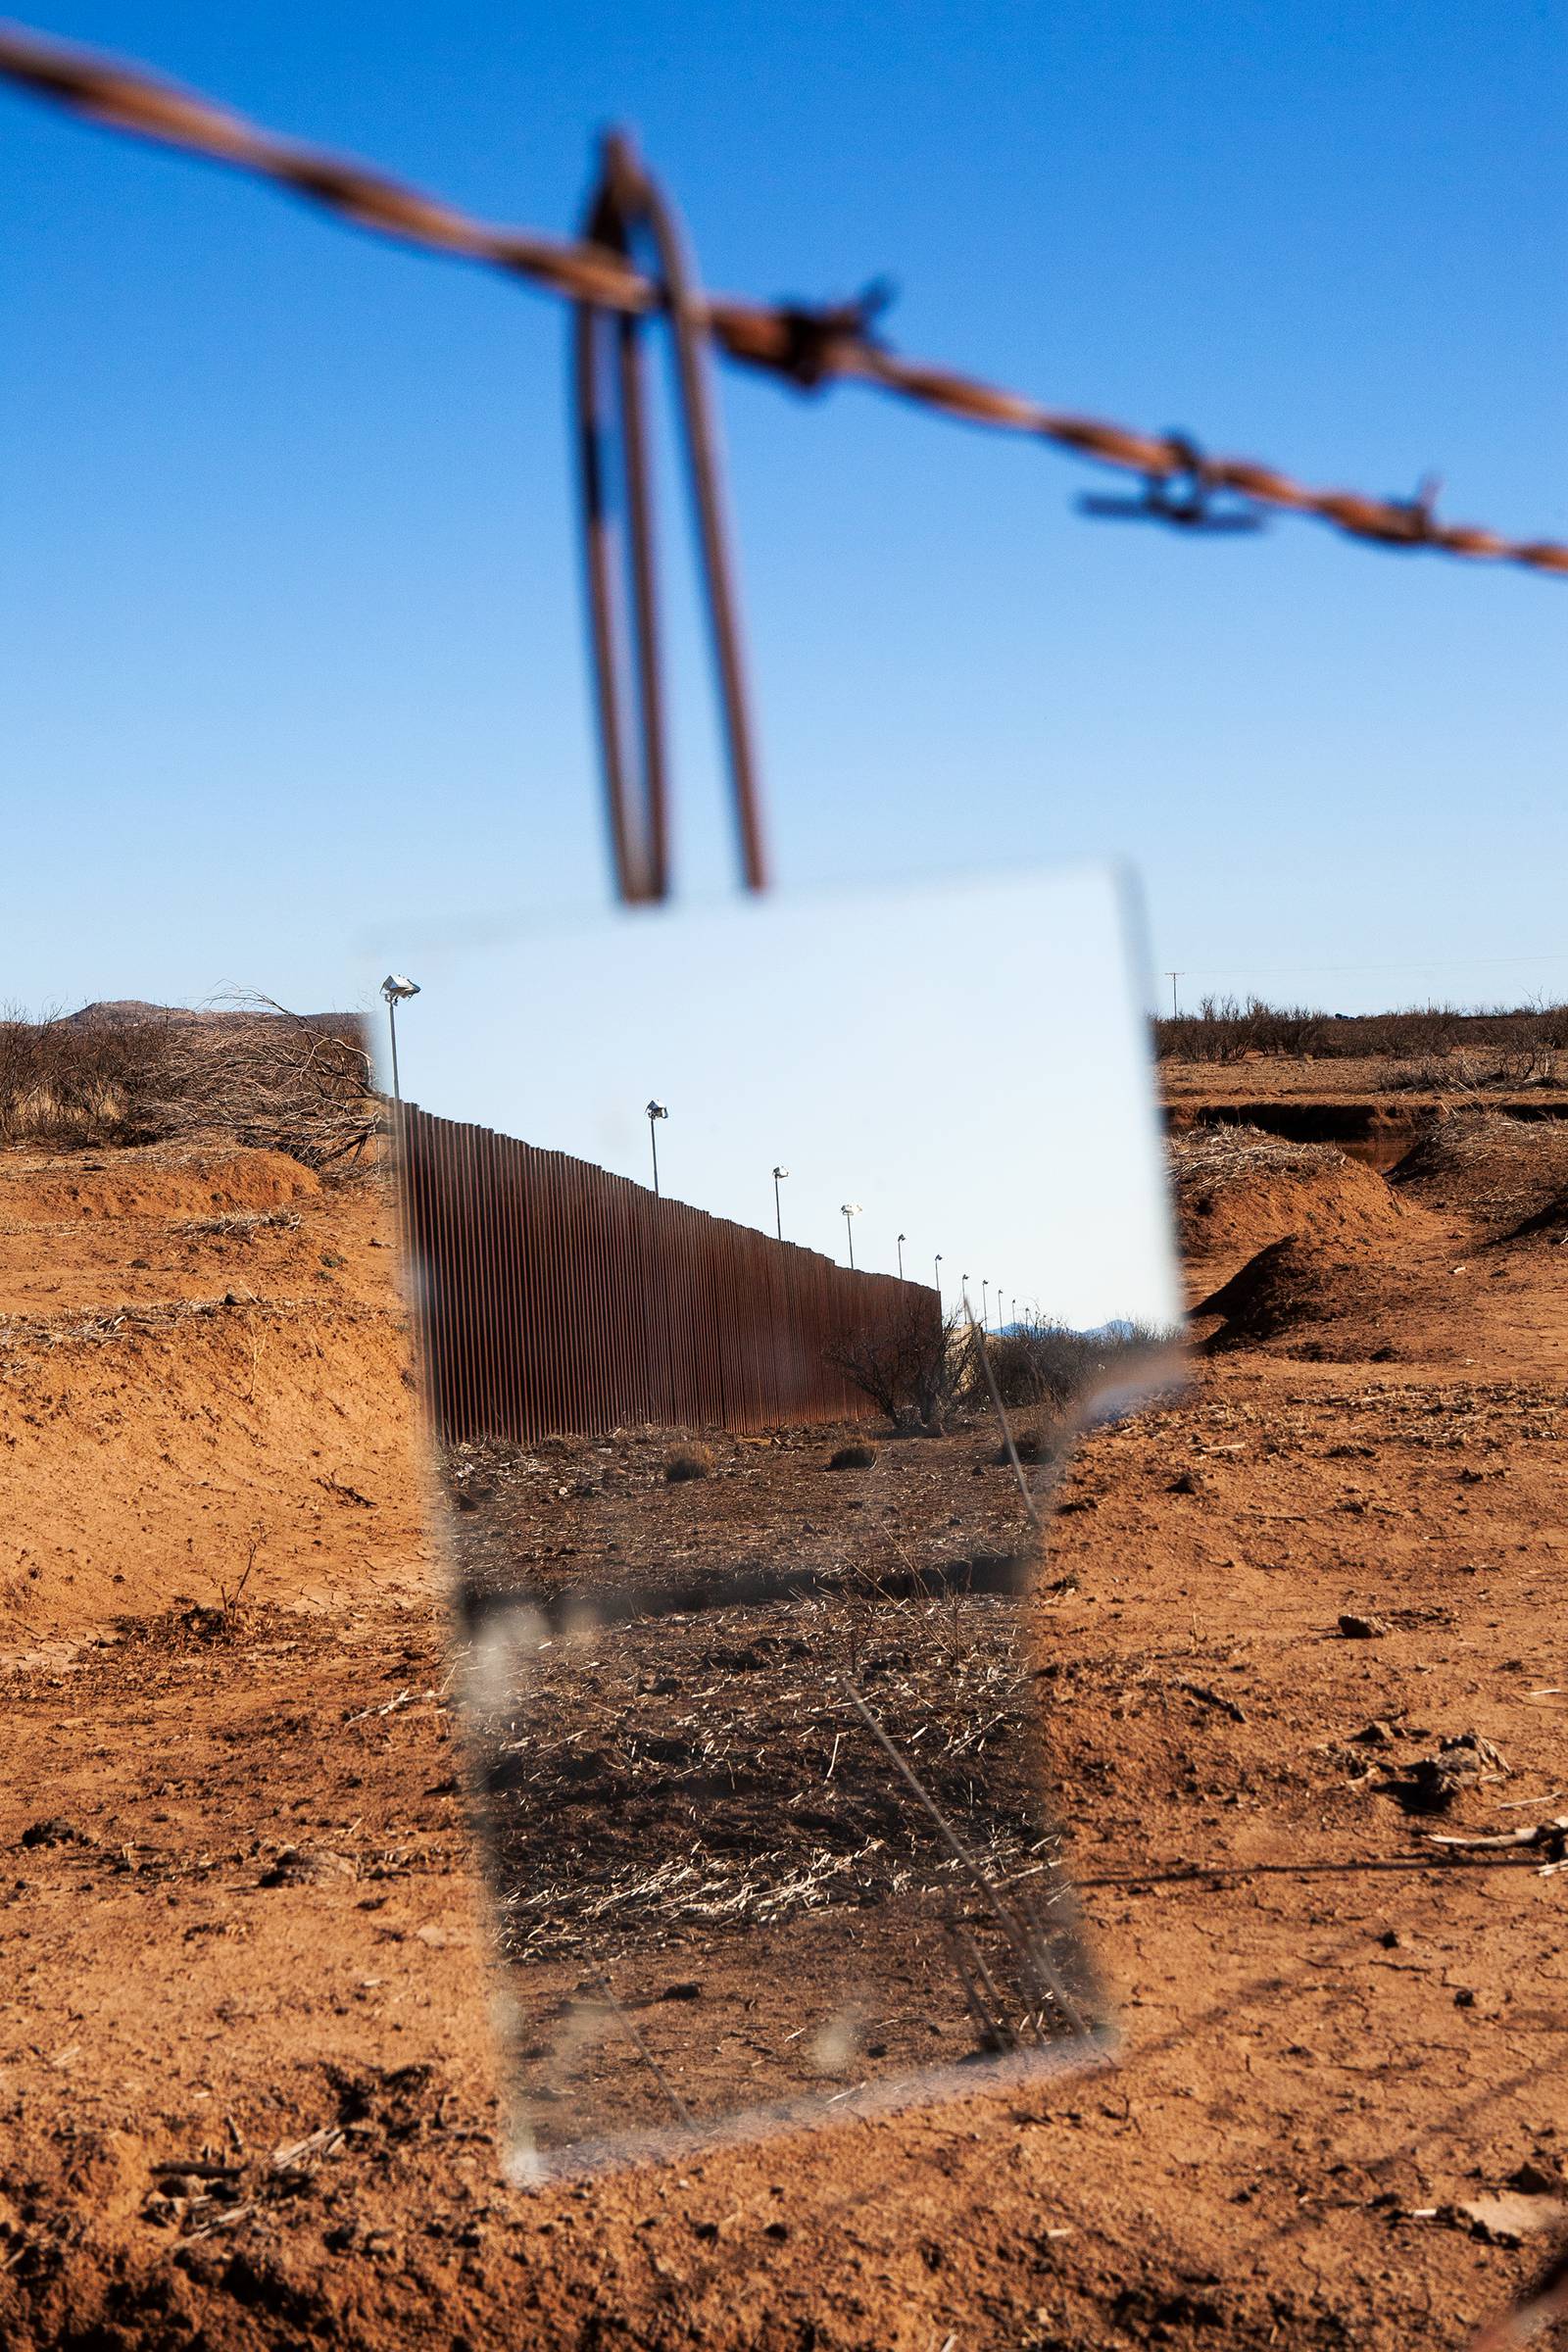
[3,20,1565,577]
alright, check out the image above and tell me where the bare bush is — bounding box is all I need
[825,1302,968,1437]
[1153,996,1568,1066]
[152,995,378,1169]
[0,997,377,1167]
[977,1315,1173,1415]
[1153,995,1326,1064]
[0,1003,180,1144]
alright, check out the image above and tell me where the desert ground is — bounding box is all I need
[2,1071,1566,2349]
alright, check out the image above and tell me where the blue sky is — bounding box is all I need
[3,1,1565,1019]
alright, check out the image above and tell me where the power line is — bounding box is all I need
[1160,952,1568,984]
[3,20,1565,580]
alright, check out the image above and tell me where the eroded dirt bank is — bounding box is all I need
[2,1114,1565,2349]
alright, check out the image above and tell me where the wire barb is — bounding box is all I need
[772,279,896,390]
[1078,432,1265,534]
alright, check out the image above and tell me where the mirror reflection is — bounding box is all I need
[376,866,1182,2176]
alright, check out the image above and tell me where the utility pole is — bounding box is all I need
[1166,971,1183,1018]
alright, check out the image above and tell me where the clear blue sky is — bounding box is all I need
[4,1,1565,1020]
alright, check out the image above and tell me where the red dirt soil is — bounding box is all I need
[2,1111,1565,2349]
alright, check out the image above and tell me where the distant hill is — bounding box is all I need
[64,1001,367,1041]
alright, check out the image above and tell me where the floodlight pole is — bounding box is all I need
[982,1280,990,1333]
[897,1232,906,1280]
[380,975,420,1107]
[934,1251,943,1304]
[647,1101,668,1197]
[841,1202,859,1270]
[772,1165,788,1241]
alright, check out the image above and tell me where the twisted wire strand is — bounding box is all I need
[3,21,1564,576]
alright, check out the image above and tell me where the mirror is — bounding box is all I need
[373,864,1182,2178]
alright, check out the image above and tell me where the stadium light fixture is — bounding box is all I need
[379,973,420,1105]
[646,1100,668,1196]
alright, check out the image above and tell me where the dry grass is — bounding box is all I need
[1396,1110,1568,1230]
[1377,1046,1562,1095]
[664,1444,714,1484]
[1169,1125,1348,1184]
[828,1443,877,1471]
[469,1577,1075,1976]
[172,1208,305,1240]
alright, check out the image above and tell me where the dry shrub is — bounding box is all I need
[1154,996,1568,1065]
[664,1445,714,1484]
[155,995,378,1170]
[0,1004,179,1144]
[0,997,377,1168]
[828,1443,877,1471]
[978,1317,1171,1413]
[824,1302,967,1436]
[1152,995,1326,1063]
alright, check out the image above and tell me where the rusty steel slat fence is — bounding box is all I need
[398,1102,936,1445]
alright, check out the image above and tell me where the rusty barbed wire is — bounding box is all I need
[3,19,1565,578]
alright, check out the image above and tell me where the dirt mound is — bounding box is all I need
[1171,1125,1413,1265]
[1193,1234,1385,1350]
[0,1146,319,1225]
[1394,1110,1568,1236]
[0,1145,432,1641]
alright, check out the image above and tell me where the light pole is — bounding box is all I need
[646,1101,668,1197]
[982,1279,990,1333]
[772,1164,789,1241]
[380,974,420,1105]
[960,1274,970,1328]
[934,1251,943,1305]
[897,1231,906,1280]
[840,1201,861,1270]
